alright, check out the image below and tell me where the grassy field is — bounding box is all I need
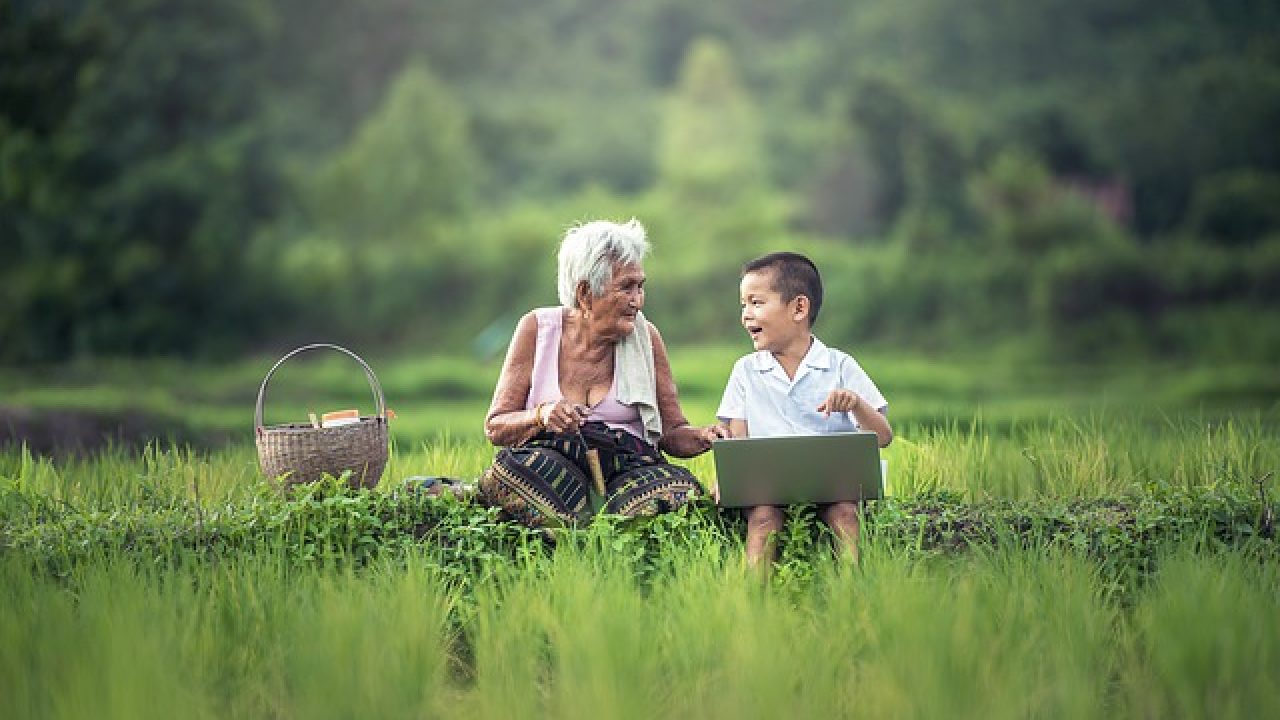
[2,349,1279,718]
[4,343,1277,450]
[4,535,1277,719]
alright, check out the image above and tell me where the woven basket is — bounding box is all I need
[254,344,389,490]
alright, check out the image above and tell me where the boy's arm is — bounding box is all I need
[818,389,893,448]
[726,418,748,439]
[853,399,892,448]
[716,358,750,439]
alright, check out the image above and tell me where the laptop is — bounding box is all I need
[711,432,883,507]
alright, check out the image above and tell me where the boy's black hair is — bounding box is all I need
[742,251,823,326]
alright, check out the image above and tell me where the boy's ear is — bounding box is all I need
[791,294,811,323]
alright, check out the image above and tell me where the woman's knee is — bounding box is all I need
[603,462,700,516]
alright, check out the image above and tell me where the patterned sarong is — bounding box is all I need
[478,422,701,530]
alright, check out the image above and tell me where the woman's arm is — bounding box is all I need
[650,322,725,457]
[483,313,543,447]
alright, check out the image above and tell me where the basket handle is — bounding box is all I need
[254,343,387,430]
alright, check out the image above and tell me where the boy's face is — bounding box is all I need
[739,270,808,352]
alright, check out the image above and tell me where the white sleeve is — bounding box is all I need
[841,354,887,414]
[716,358,749,421]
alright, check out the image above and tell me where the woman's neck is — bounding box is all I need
[563,308,616,360]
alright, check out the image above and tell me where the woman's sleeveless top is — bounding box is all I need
[527,307,645,440]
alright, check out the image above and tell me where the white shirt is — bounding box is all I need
[716,335,888,437]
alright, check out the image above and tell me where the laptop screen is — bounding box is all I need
[711,432,883,507]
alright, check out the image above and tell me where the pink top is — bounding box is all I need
[527,307,645,439]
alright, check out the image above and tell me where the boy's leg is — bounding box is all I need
[745,505,785,572]
[820,501,861,566]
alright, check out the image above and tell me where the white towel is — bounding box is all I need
[614,310,663,444]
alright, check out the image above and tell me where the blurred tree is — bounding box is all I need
[647,3,724,86]
[802,112,884,238]
[645,36,790,339]
[846,74,975,246]
[263,0,529,158]
[1184,170,1280,247]
[841,0,1280,236]
[4,0,1279,361]
[657,37,769,203]
[1,0,284,361]
[969,148,1126,256]
[304,62,479,245]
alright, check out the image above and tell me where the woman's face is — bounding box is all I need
[586,261,646,339]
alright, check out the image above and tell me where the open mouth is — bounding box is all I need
[746,325,763,340]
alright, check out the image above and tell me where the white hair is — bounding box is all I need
[556,219,650,308]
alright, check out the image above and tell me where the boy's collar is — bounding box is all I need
[800,335,832,369]
[753,335,831,372]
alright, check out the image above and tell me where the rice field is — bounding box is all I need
[2,353,1279,719]
[3,533,1278,719]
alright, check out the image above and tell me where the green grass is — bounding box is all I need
[2,353,1279,718]
[3,413,1274,506]
[3,346,1277,451]
[2,536,1277,719]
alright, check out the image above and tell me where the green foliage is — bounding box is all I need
[647,34,789,302]
[658,37,768,201]
[1184,170,1280,247]
[4,410,1277,577]
[303,62,479,243]
[846,73,977,240]
[970,148,1127,255]
[3,457,1276,594]
[1030,243,1160,358]
[1,0,287,361]
[843,0,1280,236]
[1028,235,1280,360]
[3,0,1280,362]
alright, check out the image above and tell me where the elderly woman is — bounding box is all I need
[480,219,725,530]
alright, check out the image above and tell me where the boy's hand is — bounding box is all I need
[817,389,862,416]
[697,424,731,444]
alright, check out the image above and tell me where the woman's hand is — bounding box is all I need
[685,423,728,454]
[538,400,589,434]
[697,423,730,445]
[662,423,729,457]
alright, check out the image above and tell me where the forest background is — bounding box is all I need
[3,0,1280,369]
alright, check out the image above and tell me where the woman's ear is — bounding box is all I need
[575,281,593,313]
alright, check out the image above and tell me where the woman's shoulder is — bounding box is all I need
[509,308,560,346]
[511,307,564,338]
[531,306,563,327]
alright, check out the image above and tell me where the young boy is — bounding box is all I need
[716,252,893,570]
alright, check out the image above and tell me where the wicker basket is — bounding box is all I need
[254,344,389,490]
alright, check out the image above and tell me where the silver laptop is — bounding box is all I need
[711,432,883,507]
